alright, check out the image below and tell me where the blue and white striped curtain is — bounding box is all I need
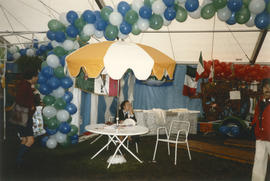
[79,65,203,134]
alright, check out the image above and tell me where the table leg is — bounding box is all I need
[114,136,143,164]
[108,135,123,156]
[91,135,117,159]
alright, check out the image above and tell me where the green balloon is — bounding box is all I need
[41,61,48,69]
[242,0,251,8]
[144,0,156,7]
[67,125,78,137]
[149,14,163,30]
[125,10,139,25]
[101,7,113,21]
[67,36,77,41]
[48,19,64,31]
[54,66,65,78]
[35,84,40,90]
[54,98,66,110]
[79,33,90,42]
[175,6,187,22]
[213,0,227,10]
[60,136,71,147]
[46,117,60,129]
[201,3,216,19]
[78,39,88,47]
[43,95,56,106]
[105,25,119,40]
[67,116,72,124]
[132,23,141,35]
[235,7,250,24]
[75,18,86,31]
[53,46,67,57]
[267,2,270,14]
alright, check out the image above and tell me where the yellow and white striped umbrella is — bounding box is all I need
[66,41,176,80]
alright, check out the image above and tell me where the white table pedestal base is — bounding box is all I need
[107,154,127,165]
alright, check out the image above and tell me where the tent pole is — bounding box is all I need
[250,29,268,65]
[116,79,120,126]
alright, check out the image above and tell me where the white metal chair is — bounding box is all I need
[152,120,191,165]
[124,119,139,153]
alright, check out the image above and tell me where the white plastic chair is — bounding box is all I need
[152,120,192,165]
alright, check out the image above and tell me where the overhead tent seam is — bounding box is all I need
[38,0,59,18]
[87,0,96,11]
[167,26,176,62]
[17,0,53,18]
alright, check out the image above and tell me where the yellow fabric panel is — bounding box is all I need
[137,43,176,80]
[66,41,114,77]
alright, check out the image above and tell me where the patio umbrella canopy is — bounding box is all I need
[66,41,176,80]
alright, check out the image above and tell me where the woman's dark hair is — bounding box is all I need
[22,69,38,80]
[120,100,129,110]
[262,78,270,88]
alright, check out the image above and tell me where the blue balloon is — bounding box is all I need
[47,77,60,90]
[164,7,176,21]
[60,77,73,89]
[59,122,71,134]
[163,0,175,7]
[33,43,38,49]
[36,49,42,56]
[185,0,199,12]
[120,21,132,35]
[39,83,52,95]
[7,52,13,61]
[47,30,56,41]
[66,10,78,24]
[70,134,78,144]
[139,6,152,19]
[38,73,47,84]
[66,25,79,38]
[62,91,73,103]
[55,31,66,43]
[227,0,242,12]
[226,12,236,25]
[82,10,96,24]
[255,12,269,29]
[95,19,108,31]
[47,42,53,50]
[219,126,230,134]
[117,1,131,16]
[230,126,240,137]
[65,103,77,115]
[45,128,58,135]
[39,45,48,53]
[41,136,49,147]
[19,49,27,56]
[41,66,54,78]
[94,11,102,20]
[60,55,66,66]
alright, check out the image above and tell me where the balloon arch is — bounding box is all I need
[5,0,270,149]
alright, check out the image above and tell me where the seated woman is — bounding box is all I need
[118,100,136,123]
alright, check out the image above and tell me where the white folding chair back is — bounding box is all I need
[152,120,191,165]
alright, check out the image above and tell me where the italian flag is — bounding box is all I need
[195,52,205,81]
[183,66,198,97]
[91,74,118,96]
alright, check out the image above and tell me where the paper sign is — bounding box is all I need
[230,91,241,100]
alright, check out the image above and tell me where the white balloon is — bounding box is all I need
[137,18,150,31]
[51,40,62,48]
[109,11,123,26]
[217,6,232,21]
[152,0,166,15]
[46,138,57,149]
[51,87,65,98]
[43,36,49,42]
[46,54,60,68]
[13,52,21,60]
[245,13,256,27]
[9,45,18,54]
[73,41,80,50]
[83,24,95,36]
[59,12,70,26]
[201,0,212,6]
[63,40,74,51]
[55,131,67,143]
[24,44,31,49]
[189,6,201,19]
[249,0,265,15]
[26,48,35,57]
[132,0,144,12]
[94,30,104,39]
[57,110,70,122]
[43,106,57,118]
[118,32,129,40]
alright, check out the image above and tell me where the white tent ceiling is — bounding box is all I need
[0,0,269,64]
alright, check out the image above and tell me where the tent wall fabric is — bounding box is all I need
[79,64,202,133]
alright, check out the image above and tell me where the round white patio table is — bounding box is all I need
[85,124,149,168]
